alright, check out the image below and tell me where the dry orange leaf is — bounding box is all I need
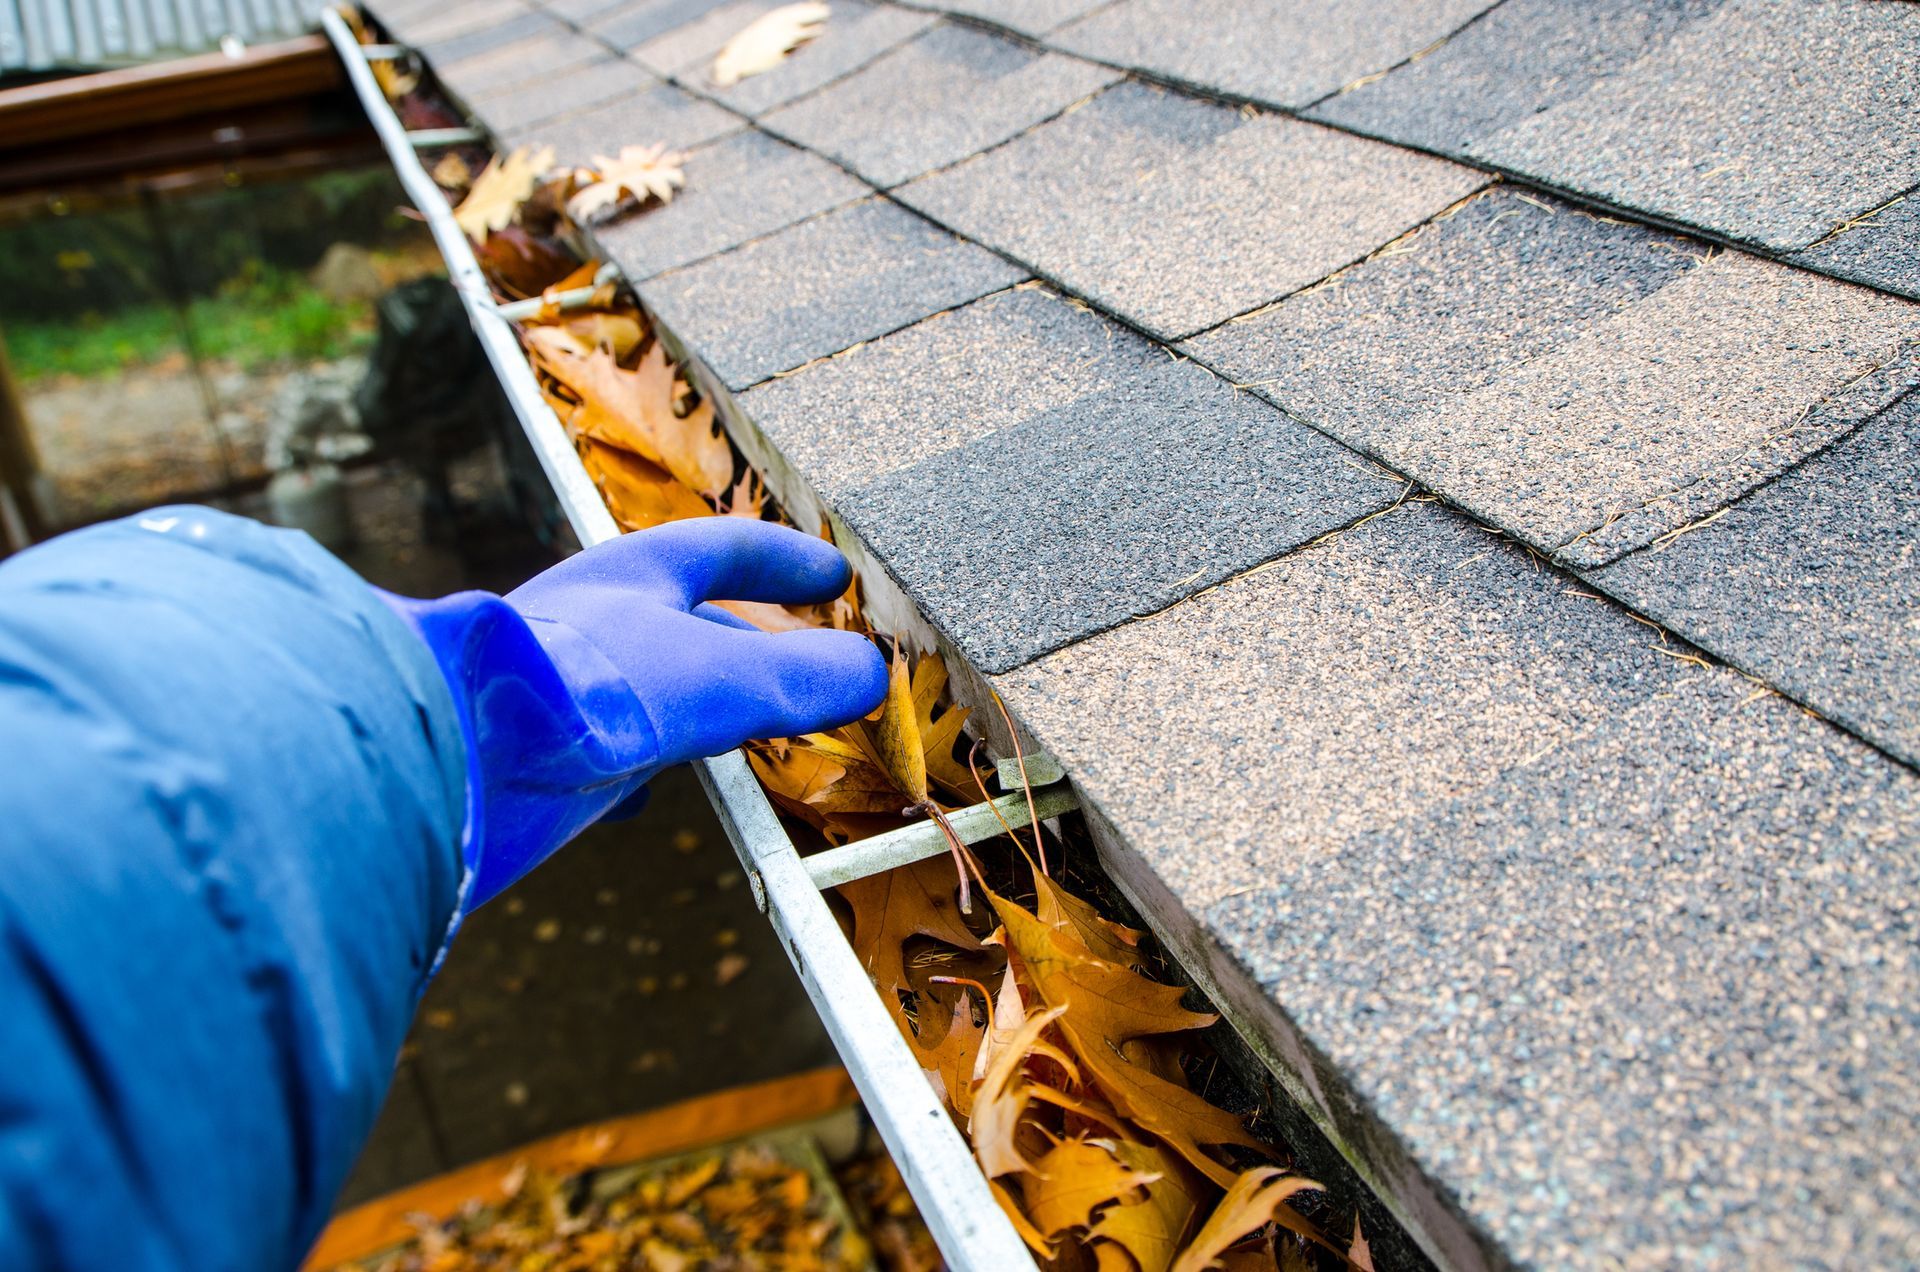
[991,1178,1054,1258]
[568,143,688,222]
[1168,1169,1323,1272]
[1023,1136,1160,1238]
[874,646,930,807]
[970,964,1028,1085]
[711,2,828,86]
[453,145,554,240]
[836,852,979,1028]
[987,884,1267,1190]
[915,993,986,1116]
[526,311,645,359]
[1349,1217,1375,1272]
[532,337,734,499]
[581,440,713,531]
[1089,1140,1202,1272]
[970,1004,1070,1179]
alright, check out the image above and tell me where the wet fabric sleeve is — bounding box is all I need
[0,506,468,1272]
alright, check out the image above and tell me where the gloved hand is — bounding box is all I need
[382,518,886,912]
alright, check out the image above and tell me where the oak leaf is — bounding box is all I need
[581,440,713,531]
[971,963,1028,1084]
[916,993,985,1116]
[474,226,578,299]
[711,2,828,87]
[1023,1136,1160,1238]
[1168,1169,1322,1272]
[530,336,734,499]
[991,1179,1054,1258]
[1089,1141,1202,1272]
[836,853,980,1039]
[1349,1217,1375,1272]
[986,882,1267,1189]
[526,310,645,359]
[971,1003,1071,1179]
[748,737,849,819]
[454,146,554,240]
[874,646,929,807]
[1036,870,1145,970]
[568,143,687,223]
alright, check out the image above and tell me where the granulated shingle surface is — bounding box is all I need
[433,29,608,99]
[1186,190,1920,553]
[898,82,1486,340]
[1592,390,1920,768]
[1052,0,1494,108]
[741,288,1399,671]
[497,81,741,158]
[592,129,866,277]
[586,0,732,50]
[758,22,1121,188]
[635,197,1024,389]
[699,0,938,116]
[537,0,633,24]
[1467,0,1920,251]
[386,0,535,46]
[1381,250,1919,551]
[739,287,1145,499]
[1792,193,1920,302]
[414,6,555,64]
[932,0,1110,38]
[463,57,656,133]
[1186,188,1694,451]
[1309,0,1725,154]
[996,497,1920,1268]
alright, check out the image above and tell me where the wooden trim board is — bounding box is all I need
[304,1066,859,1268]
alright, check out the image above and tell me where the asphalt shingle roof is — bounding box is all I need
[392,0,1920,1264]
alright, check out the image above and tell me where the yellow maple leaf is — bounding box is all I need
[453,146,554,240]
[568,144,687,223]
[711,2,829,87]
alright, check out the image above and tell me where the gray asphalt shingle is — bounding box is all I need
[495,80,742,159]
[997,496,1920,1269]
[1185,188,1920,556]
[898,81,1486,340]
[433,29,609,99]
[1792,193,1920,302]
[743,287,1401,672]
[1052,0,1494,108]
[929,0,1110,37]
[1465,0,1920,251]
[1591,389,1920,768]
[636,196,1025,389]
[758,21,1121,187]
[415,6,556,64]
[586,0,732,50]
[592,128,866,277]
[463,57,658,133]
[1309,0,1725,153]
[697,0,938,115]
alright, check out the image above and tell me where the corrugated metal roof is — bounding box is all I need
[0,0,320,72]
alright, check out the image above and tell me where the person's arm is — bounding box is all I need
[0,507,883,1272]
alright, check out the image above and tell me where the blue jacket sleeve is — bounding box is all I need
[0,506,468,1272]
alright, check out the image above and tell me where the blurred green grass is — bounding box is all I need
[8,265,373,383]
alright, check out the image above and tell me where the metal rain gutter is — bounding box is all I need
[322,11,1059,1269]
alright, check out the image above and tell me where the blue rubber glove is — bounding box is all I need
[383,517,886,912]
